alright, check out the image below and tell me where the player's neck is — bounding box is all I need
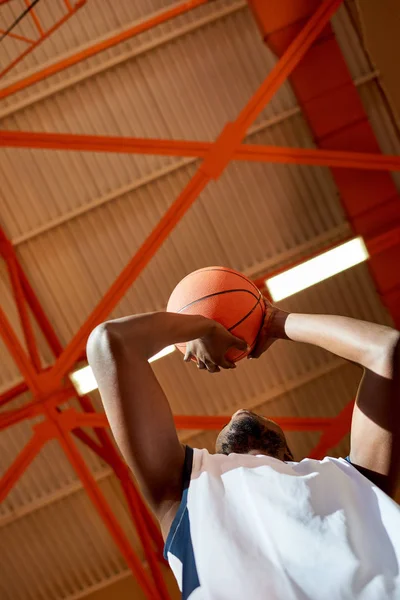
[246,449,285,461]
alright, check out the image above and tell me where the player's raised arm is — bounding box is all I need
[252,303,400,497]
[86,312,245,532]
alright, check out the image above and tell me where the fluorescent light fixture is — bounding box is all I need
[148,345,176,363]
[70,365,98,396]
[266,237,369,302]
[70,346,176,395]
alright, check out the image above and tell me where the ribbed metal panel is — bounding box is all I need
[358,80,400,191]
[0,477,140,600]
[0,2,399,598]
[153,262,391,420]
[332,4,400,190]
[331,3,373,80]
[0,259,55,389]
[7,142,345,345]
[0,1,248,112]
[186,360,361,461]
[1,0,188,77]
[0,426,109,517]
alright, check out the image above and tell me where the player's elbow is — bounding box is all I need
[87,320,147,365]
[369,329,400,379]
[86,322,124,364]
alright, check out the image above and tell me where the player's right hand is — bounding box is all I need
[184,321,248,373]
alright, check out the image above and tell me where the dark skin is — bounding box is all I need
[87,299,400,540]
[86,313,247,538]
[215,409,294,461]
[251,299,400,496]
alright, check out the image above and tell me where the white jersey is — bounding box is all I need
[164,447,400,600]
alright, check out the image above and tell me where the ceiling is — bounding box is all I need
[0,1,399,599]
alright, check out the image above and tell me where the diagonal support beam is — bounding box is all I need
[2,130,400,171]
[0,1,86,79]
[0,305,41,394]
[173,415,336,431]
[0,0,209,97]
[308,401,354,459]
[0,29,35,43]
[0,230,42,371]
[0,431,44,503]
[0,224,167,584]
[49,0,343,382]
[54,427,162,600]
[0,381,29,408]
[61,412,339,432]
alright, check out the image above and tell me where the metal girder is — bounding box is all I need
[0,228,41,370]
[308,401,354,459]
[2,130,400,172]
[7,0,395,595]
[249,0,400,459]
[0,1,87,80]
[0,0,209,93]
[0,226,169,599]
[45,0,343,384]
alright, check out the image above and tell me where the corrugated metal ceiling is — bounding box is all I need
[0,1,399,598]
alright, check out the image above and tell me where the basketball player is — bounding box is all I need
[87,297,400,599]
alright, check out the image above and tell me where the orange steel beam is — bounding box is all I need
[2,130,400,172]
[0,29,35,43]
[3,221,397,417]
[42,413,162,600]
[0,228,348,408]
[121,479,167,564]
[0,0,209,98]
[0,4,349,596]
[1,240,165,573]
[0,430,44,503]
[0,387,76,431]
[0,404,164,598]
[73,397,166,561]
[49,0,343,384]
[0,381,29,407]
[174,415,337,431]
[0,305,41,394]
[71,423,166,561]
[0,400,167,575]
[24,0,44,36]
[308,401,354,459]
[1,243,42,372]
[56,408,168,599]
[250,0,400,331]
[60,412,338,432]
[6,225,398,427]
[15,254,64,357]
[0,402,43,431]
[0,216,167,590]
[57,453,160,600]
[0,1,86,79]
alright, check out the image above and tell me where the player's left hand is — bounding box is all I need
[184,321,248,373]
[249,297,289,359]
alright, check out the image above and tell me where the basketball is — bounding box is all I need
[167,266,265,362]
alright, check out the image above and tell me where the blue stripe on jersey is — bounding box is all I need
[164,446,200,599]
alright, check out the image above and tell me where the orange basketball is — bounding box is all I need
[167,266,265,362]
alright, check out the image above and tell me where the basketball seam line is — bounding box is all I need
[176,288,259,313]
[178,268,261,296]
[229,301,264,360]
[227,292,262,332]
[175,301,263,361]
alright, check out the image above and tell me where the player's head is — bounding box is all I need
[215,409,293,461]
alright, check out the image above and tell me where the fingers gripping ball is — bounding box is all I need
[167,266,265,362]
